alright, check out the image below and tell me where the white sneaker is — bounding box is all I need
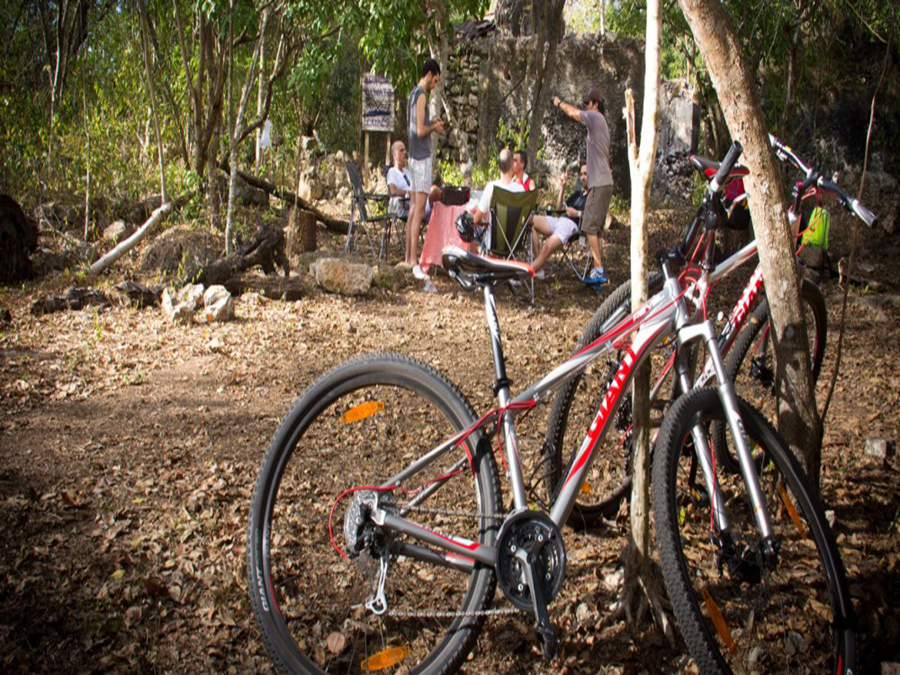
[412,264,427,280]
[534,269,546,280]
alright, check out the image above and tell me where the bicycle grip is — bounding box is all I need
[708,142,743,197]
[852,201,878,228]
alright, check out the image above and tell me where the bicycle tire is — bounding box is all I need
[653,388,855,674]
[542,275,664,526]
[713,278,827,474]
[247,353,501,674]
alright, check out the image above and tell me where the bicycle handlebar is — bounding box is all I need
[769,134,878,228]
[818,178,878,228]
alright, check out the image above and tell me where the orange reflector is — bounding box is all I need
[341,401,385,424]
[361,645,409,671]
[702,586,736,653]
[580,481,592,495]
[778,484,807,539]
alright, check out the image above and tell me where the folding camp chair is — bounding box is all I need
[482,186,540,302]
[558,214,594,282]
[345,161,395,259]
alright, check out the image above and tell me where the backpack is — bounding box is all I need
[801,206,830,249]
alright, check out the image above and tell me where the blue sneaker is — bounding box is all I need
[587,267,608,286]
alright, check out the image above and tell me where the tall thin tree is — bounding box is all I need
[676,0,823,484]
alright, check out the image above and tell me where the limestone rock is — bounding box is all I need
[314,258,373,296]
[203,285,230,308]
[176,283,205,311]
[102,220,132,243]
[162,288,193,324]
[204,295,235,322]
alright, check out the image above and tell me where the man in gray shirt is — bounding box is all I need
[552,87,613,285]
[405,58,444,279]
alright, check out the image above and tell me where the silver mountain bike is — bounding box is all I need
[246,144,856,674]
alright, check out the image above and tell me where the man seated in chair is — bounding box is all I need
[529,163,588,278]
[471,148,525,227]
[512,149,536,191]
[387,141,441,233]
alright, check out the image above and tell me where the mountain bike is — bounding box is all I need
[543,136,877,525]
[246,143,856,673]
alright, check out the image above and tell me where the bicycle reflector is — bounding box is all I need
[360,645,409,670]
[340,401,384,424]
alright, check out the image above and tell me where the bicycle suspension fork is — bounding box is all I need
[483,285,529,511]
[665,268,775,544]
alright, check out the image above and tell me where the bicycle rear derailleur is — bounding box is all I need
[343,490,394,614]
[496,510,567,659]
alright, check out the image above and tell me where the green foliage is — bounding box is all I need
[495,117,528,152]
[439,154,498,187]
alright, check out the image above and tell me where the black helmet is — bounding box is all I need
[455,212,477,243]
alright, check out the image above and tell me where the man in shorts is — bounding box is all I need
[530,163,588,278]
[552,87,613,285]
[406,58,444,279]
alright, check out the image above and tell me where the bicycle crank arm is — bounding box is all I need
[517,548,559,659]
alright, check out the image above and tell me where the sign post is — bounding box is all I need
[361,74,395,187]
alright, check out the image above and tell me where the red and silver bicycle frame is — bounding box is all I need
[375,268,775,573]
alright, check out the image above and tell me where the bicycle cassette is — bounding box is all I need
[496,511,566,612]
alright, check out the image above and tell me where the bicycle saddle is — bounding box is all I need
[441,246,534,289]
[690,154,749,180]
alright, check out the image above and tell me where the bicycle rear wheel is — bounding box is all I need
[247,354,501,673]
[653,388,855,674]
[714,278,827,474]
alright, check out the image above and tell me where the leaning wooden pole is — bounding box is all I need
[88,202,174,276]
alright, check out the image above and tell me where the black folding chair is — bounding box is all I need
[345,161,392,258]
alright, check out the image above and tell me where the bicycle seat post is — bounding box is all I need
[482,284,529,510]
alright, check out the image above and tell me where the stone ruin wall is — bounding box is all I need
[435,30,699,204]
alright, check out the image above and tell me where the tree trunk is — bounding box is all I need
[225,9,267,255]
[255,8,268,173]
[677,0,823,485]
[526,0,565,163]
[620,0,670,637]
[137,0,167,202]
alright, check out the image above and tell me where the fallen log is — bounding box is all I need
[194,222,289,286]
[32,288,111,315]
[218,162,348,235]
[224,275,306,301]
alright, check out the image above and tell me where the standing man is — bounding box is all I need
[552,87,613,285]
[406,58,444,280]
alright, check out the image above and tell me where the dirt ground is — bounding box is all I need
[0,208,898,673]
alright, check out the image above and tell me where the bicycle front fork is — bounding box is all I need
[674,319,775,544]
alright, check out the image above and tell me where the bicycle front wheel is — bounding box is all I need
[247,354,501,673]
[653,388,855,674]
[714,278,827,474]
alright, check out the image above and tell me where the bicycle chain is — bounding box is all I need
[380,503,517,619]
[397,503,505,520]
[387,606,520,618]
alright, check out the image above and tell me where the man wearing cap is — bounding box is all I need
[552,87,612,286]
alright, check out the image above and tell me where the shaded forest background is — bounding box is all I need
[0,0,897,247]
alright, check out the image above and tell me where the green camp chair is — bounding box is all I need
[482,186,539,301]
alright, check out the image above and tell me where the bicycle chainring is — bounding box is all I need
[496,511,566,612]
